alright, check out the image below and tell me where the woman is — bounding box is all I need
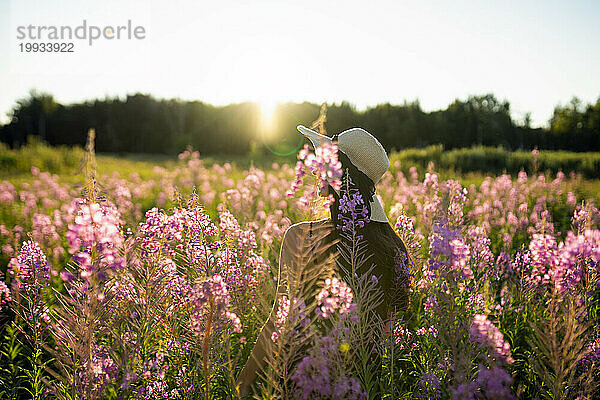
[236,125,412,396]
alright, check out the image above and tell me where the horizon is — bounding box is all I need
[1,89,578,125]
[1,0,599,128]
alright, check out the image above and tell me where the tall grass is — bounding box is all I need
[0,138,84,176]
[4,138,600,179]
[389,144,600,179]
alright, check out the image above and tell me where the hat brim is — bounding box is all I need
[297,125,332,149]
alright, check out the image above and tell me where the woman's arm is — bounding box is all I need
[235,222,300,396]
[235,219,333,396]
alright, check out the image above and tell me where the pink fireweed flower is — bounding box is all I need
[465,226,494,276]
[8,240,50,328]
[315,277,355,318]
[137,207,186,259]
[0,181,16,204]
[428,222,473,279]
[291,333,367,400]
[217,204,269,300]
[528,233,558,285]
[445,180,468,226]
[470,314,514,364]
[394,213,423,256]
[134,352,173,399]
[518,234,553,289]
[0,280,10,311]
[393,323,413,348]
[571,206,591,233]
[9,240,50,292]
[190,275,241,335]
[2,244,13,256]
[525,229,600,292]
[138,204,219,273]
[271,296,309,342]
[79,349,119,396]
[218,204,257,251]
[423,172,439,189]
[554,229,600,292]
[288,143,343,208]
[181,206,220,274]
[157,258,192,316]
[493,251,514,280]
[66,200,125,283]
[567,192,577,207]
[287,161,306,197]
[31,213,61,252]
[415,326,438,338]
[449,238,472,278]
[423,296,440,316]
[465,289,485,313]
[180,204,218,239]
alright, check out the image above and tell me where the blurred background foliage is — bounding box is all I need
[1,91,599,159]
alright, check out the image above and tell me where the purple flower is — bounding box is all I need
[8,240,50,328]
[337,189,370,232]
[9,240,50,292]
[291,333,366,400]
[475,364,515,400]
[134,352,173,399]
[416,372,441,400]
[580,337,600,371]
[190,275,241,335]
[428,222,473,279]
[450,364,514,400]
[394,248,413,286]
[77,346,119,396]
[470,314,514,364]
[450,381,479,400]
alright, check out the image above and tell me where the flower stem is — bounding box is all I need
[203,300,213,400]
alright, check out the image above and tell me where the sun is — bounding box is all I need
[258,99,278,140]
[259,100,277,125]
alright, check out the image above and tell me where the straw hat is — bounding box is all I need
[297,125,389,223]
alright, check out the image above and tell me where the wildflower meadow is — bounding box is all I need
[0,134,599,399]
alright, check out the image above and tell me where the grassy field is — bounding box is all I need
[3,140,600,204]
[1,140,600,399]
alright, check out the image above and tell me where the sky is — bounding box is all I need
[0,0,599,127]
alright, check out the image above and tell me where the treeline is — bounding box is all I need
[1,91,599,155]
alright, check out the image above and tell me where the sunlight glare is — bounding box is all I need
[259,99,278,140]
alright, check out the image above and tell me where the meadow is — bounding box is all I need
[0,137,599,399]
